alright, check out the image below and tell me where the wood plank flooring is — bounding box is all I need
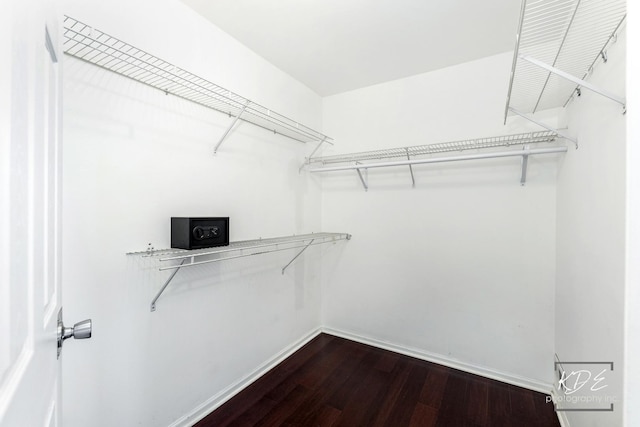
[195,333,561,427]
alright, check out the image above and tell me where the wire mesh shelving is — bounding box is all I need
[63,16,333,151]
[504,0,626,122]
[127,232,351,311]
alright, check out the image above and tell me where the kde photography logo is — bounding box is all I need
[548,362,617,412]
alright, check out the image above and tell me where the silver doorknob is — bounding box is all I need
[62,319,92,340]
[57,308,92,358]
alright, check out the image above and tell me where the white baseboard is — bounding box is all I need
[323,327,570,427]
[550,388,571,427]
[557,410,571,427]
[168,327,322,427]
[170,326,562,427]
[321,326,554,395]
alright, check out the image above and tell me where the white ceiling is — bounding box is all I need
[179,0,522,96]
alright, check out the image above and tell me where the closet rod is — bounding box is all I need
[308,146,568,172]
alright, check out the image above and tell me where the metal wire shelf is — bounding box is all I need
[305,131,566,189]
[127,232,351,311]
[504,0,626,122]
[62,16,333,150]
[305,131,558,166]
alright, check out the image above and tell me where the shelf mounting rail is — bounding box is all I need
[127,232,351,312]
[504,0,626,125]
[62,16,333,151]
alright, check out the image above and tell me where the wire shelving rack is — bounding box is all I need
[305,131,558,166]
[127,232,351,311]
[304,131,567,189]
[62,16,333,151]
[504,0,626,123]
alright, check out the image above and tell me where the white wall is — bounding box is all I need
[58,2,632,425]
[60,0,326,426]
[555,28,626,427]
[320,52,560,389]
[0,0,11,383]
[625,4,640,427]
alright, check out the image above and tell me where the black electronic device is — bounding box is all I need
[171,217,229,250]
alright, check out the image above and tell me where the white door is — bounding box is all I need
[0,1,88,425]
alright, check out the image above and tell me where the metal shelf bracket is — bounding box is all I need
[299,136,329,173]
[281,239,314,274]
[355,162,368,191]
[519,54,626,113]
[406,148,415,187]
[214,101,249,154]
[150,258,188,312]
[520,145,529,186]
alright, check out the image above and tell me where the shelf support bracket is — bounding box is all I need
[518,55,626,112]
[299,136,328,173]
[281,239,314,275]
[520,145,529,186]
[214,101,250,154]
[509,107,578,149]
[355,162,368,191]
[406,148,415,187]
[151,258,188,312]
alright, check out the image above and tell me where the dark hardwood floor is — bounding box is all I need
[195,334,561,427]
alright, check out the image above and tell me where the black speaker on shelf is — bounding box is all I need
[171,217,229,250]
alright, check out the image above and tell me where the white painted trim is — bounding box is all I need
[170,326,564,426]
[550,388,571,427]
[321,327,554,394]
[169,327,322,427]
